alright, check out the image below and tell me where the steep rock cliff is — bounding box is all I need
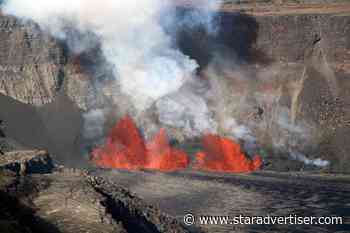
[0,11,101,110]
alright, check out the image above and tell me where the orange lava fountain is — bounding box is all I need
[91,115,190,172]
[194,134,262,173]
[92,115,262,173]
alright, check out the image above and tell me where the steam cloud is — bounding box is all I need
[156,81,218,138]
[3,0,200,110]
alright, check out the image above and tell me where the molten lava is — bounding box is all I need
[92,116,262,173]
[91,115,190,172]
[194,134,262,173]
[146,128,189,171]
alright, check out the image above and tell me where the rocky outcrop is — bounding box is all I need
[0,150,54,175]
[88,175,191,233]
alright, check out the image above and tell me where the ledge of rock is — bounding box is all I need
[0,150,54,175]
[88,175,191,233]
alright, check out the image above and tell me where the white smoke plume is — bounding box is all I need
[290,151,330,168]
[156,79,218,138]
[3,0,199,111]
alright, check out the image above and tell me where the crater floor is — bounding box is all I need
[99,169,350,233]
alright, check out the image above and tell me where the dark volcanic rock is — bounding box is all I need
[0,170,28,233]
[101,169,350,233]
[0,150,54,175]
[88,175,191,233]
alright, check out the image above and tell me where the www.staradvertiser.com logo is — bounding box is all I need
[183,214,343,226]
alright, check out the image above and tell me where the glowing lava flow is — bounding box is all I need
[194,134,262,173]
[91,115,190,172]
[146,128,189,171]
[92,116,262,173]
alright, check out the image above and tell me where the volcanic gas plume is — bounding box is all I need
[92,116,262,173]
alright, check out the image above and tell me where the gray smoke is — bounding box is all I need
[198,55,329,163]
[82,109,106,140]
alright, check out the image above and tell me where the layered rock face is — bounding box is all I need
[256,12,350,171]
[252,10,350,172]
[0,12,63,106]
[0,11,102,110]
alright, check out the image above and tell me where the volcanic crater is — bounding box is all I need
[0,1,350,233]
